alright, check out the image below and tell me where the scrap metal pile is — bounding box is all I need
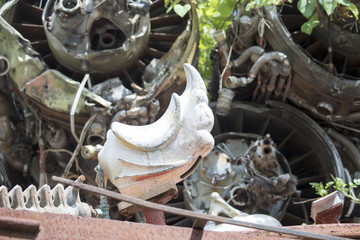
[205,0,360,226]
[0,0,360,235]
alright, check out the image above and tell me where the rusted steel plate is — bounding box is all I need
[281,224,360,239]
[0,208,359,239]
[0,215,40,239]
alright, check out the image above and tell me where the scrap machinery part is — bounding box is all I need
[184,132,297,220]
[167,101,344,227]
[209,1,360,126]
[0,0,199,123]
[263,1,360,124]
[98,64,214,211]
[206,2,360,225]
[203,192,283,232]
[0,176,93,217]
[42,0,151,74]
[0,0,199,188]
[207,101,344,225]
[202,1,360,229]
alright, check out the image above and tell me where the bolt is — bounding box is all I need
[90,122,102,134]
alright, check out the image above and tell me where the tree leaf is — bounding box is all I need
[300,13,319,34]
[347,3,359,20]
[266,0,283,6]
[256,0,263,7]
[166,0,181,14]
[310,182,328,197]
[245,1,256,11]
[321,0,336,16]
[354,178,360,185]
[337,0,351,6]
[297,0,317,19]
[174,4,191,18]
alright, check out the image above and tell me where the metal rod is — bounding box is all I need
[70,74,89,143]
[62,113,98,177]
[52,176,350,240]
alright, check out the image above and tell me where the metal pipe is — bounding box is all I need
[94,165,110,219]
[248,52,288,80]
[110,106,148,124]
[86,114,107,145]
[214,30,229,62]
[232,46,264,67]
[274,60,291,98]
[327,128,360,171]
[70,74,89,143]
[38,137,47,187]
[224,76,248,88]
[62,113,98,178]
[226,52,288,88]
[274,75,286,98]
[265,62,280,100]
[347,112,360,121]
[215,88,235,116]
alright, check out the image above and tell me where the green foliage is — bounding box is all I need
[246,0,291,10]
[165,0,359,81]
[310,176,360,204]
[309,181,333,197]
[165,0,192,17]
[298,0,317,18]
[301,13,319,34]
[174,4,191,17]
[195,0,238,81]
[337,0,359,20]
[348,3,359,20]
[0,0,4,7]
[298,0,359,35]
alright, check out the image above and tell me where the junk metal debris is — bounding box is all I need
[0,0,360,237]
[203,192,283,232]
[0,176,96,217]
[0,175,93,216]
[51,175,348,240]
[98,63,214,210]
[205,0,360,228]
[0,0,199,209]
[184,133,297,220]
[311,191,343,224]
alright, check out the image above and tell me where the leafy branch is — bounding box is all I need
[164,0,191,18]
[310,176,360,204]
[164,0,360,81]
[298,0,359,34]
[243,0,359,35]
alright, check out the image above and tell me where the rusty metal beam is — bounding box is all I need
[0,216,40,239]
[1,207,360,239]
[52,176,352,240]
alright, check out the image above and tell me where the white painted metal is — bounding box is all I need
[98,64,214,203]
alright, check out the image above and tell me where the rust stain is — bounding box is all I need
[134,168,174,182]
[0,208,359,239]
[25,74,50,99]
